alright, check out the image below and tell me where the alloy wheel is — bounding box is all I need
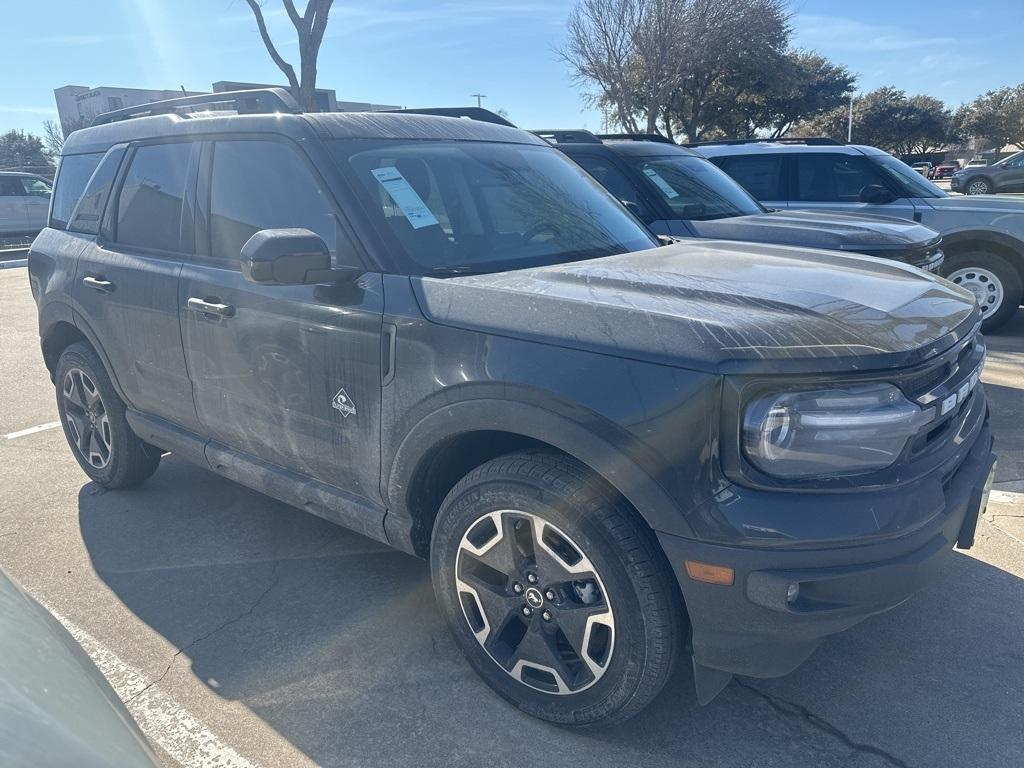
[949,267,1005,319]
[455,509,615,695]
[967,179,990,195]
[62,368,112,469]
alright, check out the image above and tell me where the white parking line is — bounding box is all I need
[38,600,259,768]
[4,421,62,440]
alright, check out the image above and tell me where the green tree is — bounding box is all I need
[959,86,1024,152]
[795,86,953,154]
[0,130,53,177]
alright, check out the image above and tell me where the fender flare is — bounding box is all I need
[940,229,1024,271]
[384,397,693,545]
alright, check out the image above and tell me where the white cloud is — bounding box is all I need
[795,14,957,52]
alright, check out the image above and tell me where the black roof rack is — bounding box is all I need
[91,88,301,126]
[379,107,515,127]
[529,129,602,145]
[596,133,676,145]
[681,136,841,148]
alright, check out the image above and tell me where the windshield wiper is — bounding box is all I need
[426,265,488,276]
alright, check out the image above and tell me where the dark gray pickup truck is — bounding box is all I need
[29,89,995,725]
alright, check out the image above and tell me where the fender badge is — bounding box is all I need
[331,388,356,418]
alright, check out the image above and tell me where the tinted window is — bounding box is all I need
[0,177,23,196]
[335,140,656,274]
[628,155,762,220]
[69,147,126,235]
[571,154,656,223]
[715,155,785,200]
[51,153,103,229]
[209,140,340,266]
[20,177,51,197]
[116,142,191,252]
[794,154,888,202]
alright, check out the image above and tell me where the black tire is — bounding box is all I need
[55,343,161,488]
[943,251,1022,332]
[965,176,993,195]
[431,451,685,726]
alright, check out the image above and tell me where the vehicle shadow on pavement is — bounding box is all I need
[78,457,1024,768]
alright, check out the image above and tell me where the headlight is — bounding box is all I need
[742,383,935,479]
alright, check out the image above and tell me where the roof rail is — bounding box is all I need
[596,133,676,145]
[529,129,602,145]
[681,136,842,148]
[91,88,301,127]
[379,107,515,127]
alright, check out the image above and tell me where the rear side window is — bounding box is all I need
[50,153,103,229]
[68,146,126,236]
[208,139,341,266]
[714,154,785,201]
[115,142,192,252]
[794,154,888,202]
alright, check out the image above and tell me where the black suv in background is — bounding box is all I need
[699,139,1024,330]
[30,90,995,725]
[537,130,945,272]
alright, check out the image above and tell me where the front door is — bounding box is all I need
[179,137,383,501]
[789,153,918,221]
[19,176,52,232]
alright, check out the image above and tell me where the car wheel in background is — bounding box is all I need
[944,251,1022,332]
[431,451,685,725]
[55,343,162,488]
[966,178,992,195]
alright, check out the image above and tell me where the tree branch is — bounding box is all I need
[245,0,300,92]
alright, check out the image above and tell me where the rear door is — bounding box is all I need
[179,136,383,500]
[19,176,52,232]
[711,153,789,210]
[0,176,29,234]
[73,140,200,431]
[789,152,917,221]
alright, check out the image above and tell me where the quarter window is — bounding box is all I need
[115,142,192,252]
[209,140,340,266]
[50,153,104,229]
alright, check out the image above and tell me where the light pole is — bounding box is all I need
[847,95,854,143]
[471,94,486,108]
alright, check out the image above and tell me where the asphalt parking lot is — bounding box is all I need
[2,267,1023,768]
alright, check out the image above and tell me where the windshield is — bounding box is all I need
[872,154,947,198]
[627,154,764,220]
[333,140,656,275]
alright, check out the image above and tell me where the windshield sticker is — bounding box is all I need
[642,167,680,199]
[371,166,439,229]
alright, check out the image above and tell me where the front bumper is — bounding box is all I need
[658,417,994,703]
[950,176,963,191]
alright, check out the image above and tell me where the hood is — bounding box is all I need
[686,209,938,254]
[926,194,1024,214]
[413,241,979,374]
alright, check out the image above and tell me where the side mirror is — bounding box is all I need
[240,228,357,285]
[859,184,896,204]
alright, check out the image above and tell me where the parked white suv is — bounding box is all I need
[1,171,51,240]
[699,140,1024,330]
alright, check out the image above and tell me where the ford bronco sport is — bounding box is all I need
[30,90,996,725]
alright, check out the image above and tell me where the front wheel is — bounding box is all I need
[55,343,161,488]
[966,177,992,195]
[944,251,1022,332]
[431,452,684,725]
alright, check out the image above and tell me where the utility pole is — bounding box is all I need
[847,95,854,143]
[471,94,486,108]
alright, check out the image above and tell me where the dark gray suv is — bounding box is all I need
[951,151,1024,195]
[29,90,995,725]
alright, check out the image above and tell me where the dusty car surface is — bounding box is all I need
[30,89,996,725]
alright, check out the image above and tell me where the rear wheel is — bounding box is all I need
[944,251,1022,332]
[431,452,684,725]
[55,343,161,488]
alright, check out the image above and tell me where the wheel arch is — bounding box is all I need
[941,230,1024,280]
[383,398,690,558]
[41,316,128,402]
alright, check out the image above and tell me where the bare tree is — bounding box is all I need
[42,120,66,156]
[245,0,335,112]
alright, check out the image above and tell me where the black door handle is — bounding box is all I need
[187,297,235,318]
[82,276,115,293]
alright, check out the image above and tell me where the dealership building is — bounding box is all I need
[54,81,400,132]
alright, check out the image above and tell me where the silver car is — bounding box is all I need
[700,140,1024,330]
[0,171,51,239]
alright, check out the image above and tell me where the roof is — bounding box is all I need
[695,142,885,158]
[0,171,48,178]
[62,110,546,156]
[592,140,700,158]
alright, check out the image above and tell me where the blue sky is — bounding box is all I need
[1,0,1022,136]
